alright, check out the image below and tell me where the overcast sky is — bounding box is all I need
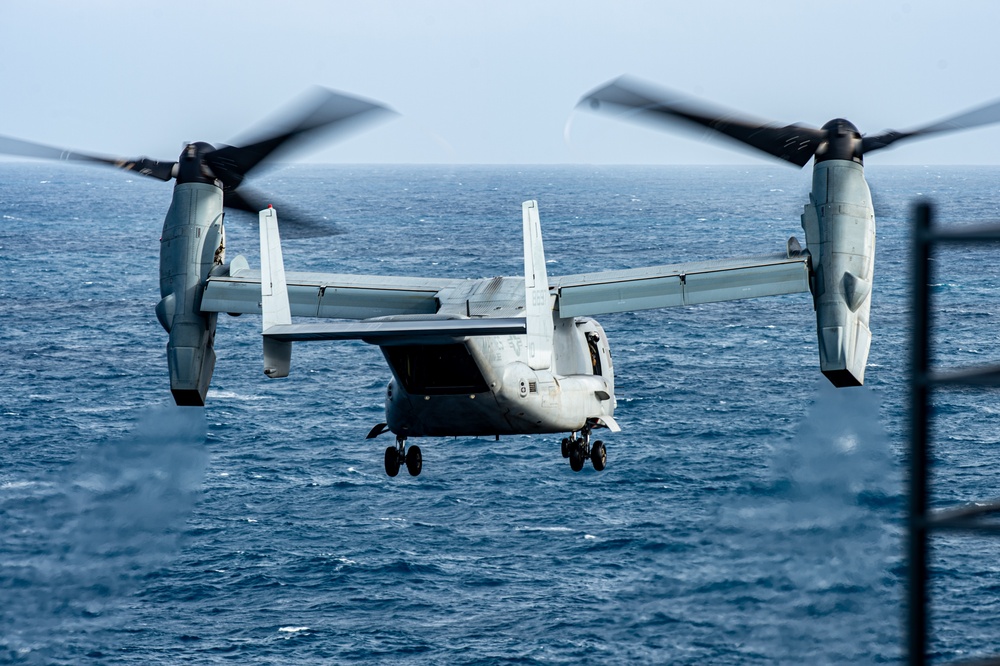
[2,1,1000,166]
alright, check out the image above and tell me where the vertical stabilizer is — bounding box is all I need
[259,206,292,378]
[522,200,553,370]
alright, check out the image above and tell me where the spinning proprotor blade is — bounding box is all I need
[579,76,1000,167]
[0,88,395,235]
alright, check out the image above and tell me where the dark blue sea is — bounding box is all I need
[1,163,999,664]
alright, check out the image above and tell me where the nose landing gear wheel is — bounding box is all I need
[384,446,400,477]
[561,438,570,458]
[405,445,422,476]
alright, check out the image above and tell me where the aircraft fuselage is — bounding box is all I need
[382,315,615,437]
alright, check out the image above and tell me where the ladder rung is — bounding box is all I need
[928,364,1000,387]
[927,499,1000,534]
[940,655,1000,665]
[924,222,1000,243]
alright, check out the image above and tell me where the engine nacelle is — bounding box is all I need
[155,182,225,406]
[801,159,875,387]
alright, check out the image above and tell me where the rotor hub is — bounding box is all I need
[175,142,220,186]
[816,118,864,165]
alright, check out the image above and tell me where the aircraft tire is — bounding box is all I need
[561,438,570,458]
[569,444,585,472]
[405,445,422,477]
[591,440,606,472]
[384,446,400,477]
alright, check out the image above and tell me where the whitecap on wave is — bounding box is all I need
[207,390,267,401]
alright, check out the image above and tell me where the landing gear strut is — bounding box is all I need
[562,425,606,472]
[384,435,422,477]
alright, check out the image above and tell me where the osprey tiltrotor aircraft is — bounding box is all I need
[4,84,1000,478]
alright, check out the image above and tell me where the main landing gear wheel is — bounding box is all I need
[384,446,400,477]
[591,440,606,472]
[563,426,607,473]
[569,443,585,472]
[405,445,422,477]
[385,435,422,478]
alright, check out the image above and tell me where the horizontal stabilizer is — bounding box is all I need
[263,316,527,345]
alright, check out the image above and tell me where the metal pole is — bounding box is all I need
[907,201,933,665]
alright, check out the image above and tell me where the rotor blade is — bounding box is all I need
[205,88,395,188]
[862,96,1000,155]
[579,76,826,167]
[0,134,175,181]
[223,187,342,239]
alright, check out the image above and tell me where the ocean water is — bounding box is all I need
[1,163,998,664]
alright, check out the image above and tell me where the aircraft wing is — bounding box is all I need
[550,252,811,318]
[201,257,461,319]
[205,251,812,321]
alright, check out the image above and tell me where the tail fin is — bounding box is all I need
[522,200,553,370]
[259,206,292,378]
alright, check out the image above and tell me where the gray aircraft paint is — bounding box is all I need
[801,159,875,386]
[154,182,225,406]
